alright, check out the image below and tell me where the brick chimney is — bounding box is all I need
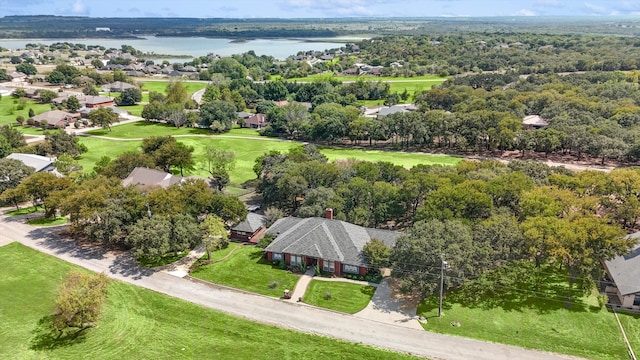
[325,208,333,220]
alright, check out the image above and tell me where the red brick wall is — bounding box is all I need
[285,253,291,265]
[266,251,273,261]
[359,266,367,276]
[334,261,341,276]
[231,226,266,243]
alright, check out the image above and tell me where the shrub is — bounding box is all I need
[597,294,608,308]
[268,280,279,289]
[324,291,332,300]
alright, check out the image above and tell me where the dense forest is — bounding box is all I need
[254,145,634,296]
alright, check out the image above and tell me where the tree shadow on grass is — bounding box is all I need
[29,315,87,351]
[429,261,593,315]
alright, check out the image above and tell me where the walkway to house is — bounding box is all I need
[354,277,423,330]
[312,275,379,288]
[288,267,315,302]
[160,244,207,278]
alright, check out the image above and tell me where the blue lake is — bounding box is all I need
[0,36,361,60]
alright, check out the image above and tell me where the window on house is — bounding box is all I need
[343,264,359,274]
[237,231,246,236]
[634,294,640,306]
[291,255,303,266]
[272,253,283,261]
[323,260,335,272]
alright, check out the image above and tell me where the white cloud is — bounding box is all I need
[516,9,536,16]
[71,0,87,14]
[583,2,607,14]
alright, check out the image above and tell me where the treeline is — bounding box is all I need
[0,144,246,262]
[256,145,636,297]
[351,33,640,76]
[238,71,640,164]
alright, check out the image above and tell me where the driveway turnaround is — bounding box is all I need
[0,215,584,360]
[355,278,423,330]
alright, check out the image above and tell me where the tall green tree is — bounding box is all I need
[391,219,475,296]
[88,107,119,132]
[53,271,109,334]
[200,214,229,260]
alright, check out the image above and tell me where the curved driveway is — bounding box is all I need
[0,215,583,360]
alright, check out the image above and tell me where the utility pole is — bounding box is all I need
[438,254,448,318]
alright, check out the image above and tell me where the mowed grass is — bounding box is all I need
[27,216,67,226]
[303,280,376,314]
[86,121,212,138]
[198,242,243,263]
[388,81,441,96]
[190,246,299,297]
[76,137,142,173]
[282,74,448,82]
[79,124,460,183]
[140,81,207,95]
[416,261,640,360]
[0,242,417,359]
[0,96,53,127]
[321,147,462,167]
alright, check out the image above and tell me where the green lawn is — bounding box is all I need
[387,80,442,97]
[140,81,207,95]
[87,122,263,139]
[27,216,67,226]
[6,205,40,216]
[116,104,144,116]
[76,137,142,173]
[0,242,417,359]
[80,122,460,184]
[190,246,300,297]
[137,250,188,268]
[282,74,448,83]
[303,280,376,314]
[0,96,53,128]
[86,121,212,138]
[199,242,243,262]
[416,261,640,360]
[321,147,462,167]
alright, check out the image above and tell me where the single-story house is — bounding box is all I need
[101,81,137,93]
[604,232,640,310]
[231,213,267,243]
[237,111,252,120]
[522,115,549,130]
[7,153,55,172]
[8,71,27,82]
[122,167,184,189]
[32,110,78,128]
[79,105,128,119]
[243,113,269,129]
[264,208,401,276]
[82,95,115,108]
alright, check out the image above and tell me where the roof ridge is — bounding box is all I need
[321,221,344,261]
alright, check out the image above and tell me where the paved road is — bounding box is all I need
[0,215,583,360]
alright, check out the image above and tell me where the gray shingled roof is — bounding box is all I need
[605,232,640,295]
[378,105,409,117]
[32,110,76,126]
[122,167,183,189]
[264,217,400,267]
[232,213,266,233]
[7,153,54,172]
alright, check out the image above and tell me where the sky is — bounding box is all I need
[0,0,639,18]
